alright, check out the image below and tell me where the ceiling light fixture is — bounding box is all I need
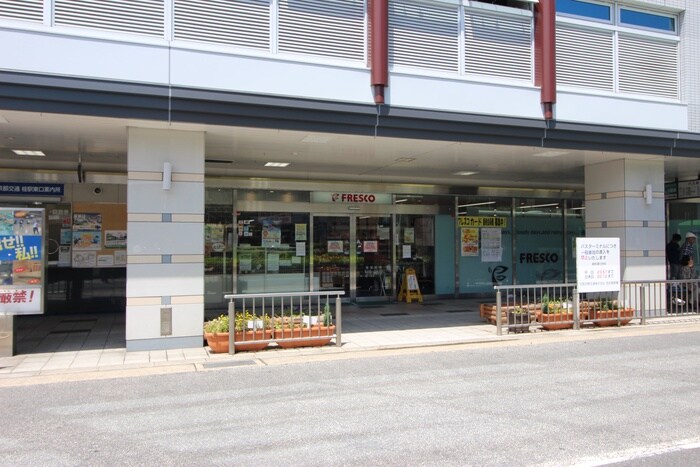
[265,162,290,167]
[395,198,408,203]
[12,149,45,156]
[531,150,567,158]
[519,203,560,209]
[395,157,415,163]
[458,201,496,208]
[454,171,478,176]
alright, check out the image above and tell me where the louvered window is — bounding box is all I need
[464,11,532,82]
[618,34,678,99]
[278,0,365,61]
[556,23,613,91]
[174,0,269,50]
[54,0,164,38]
[0,0,43,23]
[389,0,458,73]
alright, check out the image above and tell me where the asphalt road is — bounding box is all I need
[1,331,699,466]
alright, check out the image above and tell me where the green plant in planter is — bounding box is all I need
[323,302,333,326]
[204,314,229,333]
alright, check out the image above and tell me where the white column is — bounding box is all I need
[126,128,205,351]
[584,159,665,281]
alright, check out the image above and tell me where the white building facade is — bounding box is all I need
[0,0,699,350]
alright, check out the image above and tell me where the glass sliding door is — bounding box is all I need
[356,216,392,298]
[313,216,351,294]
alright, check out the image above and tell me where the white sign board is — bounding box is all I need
[576,237,620,293]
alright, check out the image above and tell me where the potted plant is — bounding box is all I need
[274,304,335,348]
[203,311,272,353]
[592,298,634,327]
[507,306,530,333]
[536,295,574,330]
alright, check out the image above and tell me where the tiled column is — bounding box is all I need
[126,128,205,351]
[585,159,665,281]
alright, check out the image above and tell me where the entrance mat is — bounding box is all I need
[422,302,444,306]
[49,329,92,334]
[444,309,468,313]
[380,312,409,317]
[60,318,98,323]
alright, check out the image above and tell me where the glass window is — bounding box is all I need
[620,8,675,33]
[556,0,611,22]
[236,212,310,294]
[514,199,564,285]
[458,197,513,293]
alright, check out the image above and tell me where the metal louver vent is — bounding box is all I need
[464,11,532,81]
[556,24,613,91]
[54,0,164,38]
[0,0,43,22]
[619,34,678,99]
[278,0,365,61]
[389,0,458,72]
[174,0,269,50]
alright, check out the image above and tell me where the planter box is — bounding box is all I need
[507,311,531,333]
[536,311,574,330]
[275,325,335,348]
[593,308,634,327]
[204,330,273,353]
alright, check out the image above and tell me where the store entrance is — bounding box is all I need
[312,214,393,301]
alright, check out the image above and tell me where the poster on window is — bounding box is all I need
[481,228,502,262]
[72,231,101,250]
[261,219,281,247]
[0,208,45,314]
[364,240,378,253]
[327,240,344,253]
[73,213,102,231]
[461,228,479,257]
[104,230,127,248]
[403,228,415,244]
[295,223,307,241]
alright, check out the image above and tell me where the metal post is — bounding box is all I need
[335,293,342,347]
[640,284,646,325]
[573,287,580,330]
[228,299,235,355]
[496,289,502,336]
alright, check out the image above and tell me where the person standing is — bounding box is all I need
[666,233,682,279]
[681,232,697,264]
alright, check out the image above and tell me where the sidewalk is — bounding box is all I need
[2,299,699,386]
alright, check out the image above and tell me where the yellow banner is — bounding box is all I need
[458,216,507,228]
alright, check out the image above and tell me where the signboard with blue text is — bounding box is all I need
[0,207,45,314]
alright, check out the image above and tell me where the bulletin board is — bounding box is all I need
[71,202,127,268]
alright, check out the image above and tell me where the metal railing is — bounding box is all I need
[492,279,700,335]
[223,291,344,354]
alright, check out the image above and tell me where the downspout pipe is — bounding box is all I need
[535,0,556,121]
[370,0,389,104]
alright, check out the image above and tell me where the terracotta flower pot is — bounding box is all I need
[593,308,634,327]
[537,311,574,330]
[275,325,335,348]
[204,330,272,353]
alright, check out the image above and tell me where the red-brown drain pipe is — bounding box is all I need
[369,0,388,104]
[535,0,556,120]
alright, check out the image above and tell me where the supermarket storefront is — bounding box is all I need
[203,185,585,315]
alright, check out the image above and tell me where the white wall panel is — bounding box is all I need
[169,48,374,103]
[127,263,204,297]
[0,29,169,84]
[127,181,205,214]
[125,303,203,339]
[388,74,542,119]
[128,222,204,255]
[557,90,688,131]
[127,128,205,172]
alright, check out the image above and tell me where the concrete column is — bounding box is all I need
[126,128,205,351]
[584,159,665,281]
